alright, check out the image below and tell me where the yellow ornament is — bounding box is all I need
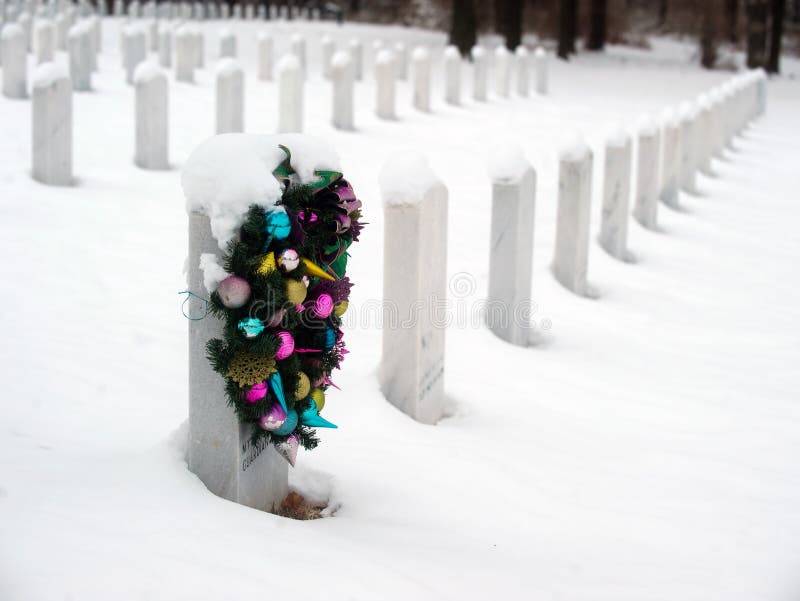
[333,301,348,317]
[301,257,336,281]
[310,388,325,412]
[285,279,307,305]
[295,372,311,400]
[257,252,276,275]
[225,351,277,387]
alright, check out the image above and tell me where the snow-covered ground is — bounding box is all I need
[1,17,800,601]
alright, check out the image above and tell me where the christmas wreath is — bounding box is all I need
[204,145,362,467]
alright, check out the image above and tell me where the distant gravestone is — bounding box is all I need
[276,53,302,132]
[218,27,236,58]
[145,18,157,52]
[320,35,334,79]
[410,46,430,112]
[598,126,634,262]
[67,22,92,91]
[330,49,354,130]
[553,137,594,296]
[157,22,171,68]
[471,45,487,102]
[534,46,547,94]
[374,48,395,120]
[32,61,72,185]
[443,45,460,105]
[633,117,660,230]
[658,109,681,209]
[17,11,31,51]
[379,152,447,425]
[678,103,697,194]
[256,31,272,80]
[494,45,511,98]
[55,12,69,50]
[289,33,305,77]
[514,45,529,96]
[393,41,407,80]
[2,23,27,98]
[695,94,713,175]
[193,26,204,68]
[175,25,194,82]
[348,38,362,81]
[215,57,244,134]
[123,23,146,84]
[220,2,229,18]
[487,150,536,346]
[33,18,55,63]
[134,60,169,169]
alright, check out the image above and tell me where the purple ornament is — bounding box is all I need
[258,404,287,431]
[275,331,295,360]
[313,293,334,319]
[244,381,268,403]
[217,275,251,309]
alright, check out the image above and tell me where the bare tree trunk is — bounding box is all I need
[658,0,668,27]
[557,0,577,59]
[701,0,720,68]
[766,0,785,72]
[726,0,740,42]
[586,0,607,49]
[746,0,769,67]
[496,0,523,50]
[449,0,478,58]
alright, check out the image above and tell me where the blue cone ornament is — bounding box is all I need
[300,400,337,429]
[269,371,288,413]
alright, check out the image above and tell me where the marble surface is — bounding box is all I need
[633,130,660,230]
[515,47,529,97]
[32,67,72,186]
[659,121,681,209]
[219,31,236,59]
[123,27,145,85]
[134,65,168,169]
[679,115,697,193]
[380,178,448,425]
[33,19,54,64]
[443,47,460,105]
[215,61,244,134]
[472,47,487,102]
[534,48,548,94]
[348,39,362,81]
[320,36,334,79]
[174,26,194,83]
[187,211,288,512]
[277,57,303,133]
[488,166,536,346]
[331,51,354,130]
[256,34,272,81]
[157,25,171,68]
[494,46,510,98]
[2,24,27,99]
[599,138,633,262]
[67,26,92,91]
[553,150,593,296]
[375,50,396,120]
[411,48,430,113]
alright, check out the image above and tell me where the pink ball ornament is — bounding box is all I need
[244,380,269,403]
[313,293,334,318]
[275,331,295,360]
[258,404,287,431]
[217,275,251,309]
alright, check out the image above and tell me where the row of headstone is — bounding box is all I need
[376,70,768,429]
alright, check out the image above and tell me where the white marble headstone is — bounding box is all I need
[215,57,244,134]
[598,128,634,262]
[330,49,354,130]
[443,44,460,105]
[134,60,169,169]
[471,45,487,102]
[374,48,395,120]
[633,119,660,230]
[410,46,430,112]
[379,152,448,425]
[276,53,303,133]
[256,31,272,80]
[32,61,72,185]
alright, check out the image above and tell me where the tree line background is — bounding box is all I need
[342,0,796,73]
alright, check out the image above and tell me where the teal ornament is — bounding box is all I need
[273,408,298,436]
[300,400,337,429]
[323,327,336,350]
[263,207,292,251]
[269,372,288,413]
[237,317,264,338]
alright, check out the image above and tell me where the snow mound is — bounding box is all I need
[198,253,229,293]
[31,61,69,88]
[487,142,530,182]
[215,57,242,76]
[559,133,590,161]
[133,60,165,84]
[330,50,351,69]
[606,122,630,147]
[379,151,440,207]
[182,133,340,248]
